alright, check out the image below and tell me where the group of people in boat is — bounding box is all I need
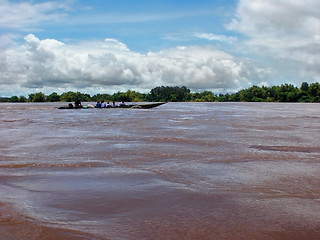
[67,99,126,108]
[95,101,126,108]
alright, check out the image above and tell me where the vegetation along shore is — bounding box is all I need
[1,82,320,103]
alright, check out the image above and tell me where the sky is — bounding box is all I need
[1,0,320,96]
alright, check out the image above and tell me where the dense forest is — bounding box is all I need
[1,82,320,103]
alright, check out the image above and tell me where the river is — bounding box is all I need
[0,102,319,239]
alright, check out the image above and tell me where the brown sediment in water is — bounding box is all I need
[1,102,320,239]
[0,203,102,240]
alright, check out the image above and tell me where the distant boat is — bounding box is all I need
[58,102,166,109]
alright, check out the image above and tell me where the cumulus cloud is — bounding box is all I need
[0,34,267,96]
[227,0,320,82]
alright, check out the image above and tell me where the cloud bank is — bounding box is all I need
[0,34,267,96]
[227,0,320,82]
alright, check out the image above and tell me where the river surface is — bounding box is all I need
[0,102,319,240]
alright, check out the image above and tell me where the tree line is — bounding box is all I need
[1,82,320,103]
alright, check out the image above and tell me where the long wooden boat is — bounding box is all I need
[58,102,166,109]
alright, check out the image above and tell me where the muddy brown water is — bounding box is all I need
[0,102,319,239]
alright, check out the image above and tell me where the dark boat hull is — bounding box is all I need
[130,102,166,109]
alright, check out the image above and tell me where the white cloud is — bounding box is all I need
[163,32,237,45]
[0,34,268,96]
[194,33,237,44]
[0,33,20,48]
[227,0,320,82]
[0,0,70,29]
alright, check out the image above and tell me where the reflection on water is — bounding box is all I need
[0,102,320,239]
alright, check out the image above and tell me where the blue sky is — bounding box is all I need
[7,0,237,51]
[1,0,320,96]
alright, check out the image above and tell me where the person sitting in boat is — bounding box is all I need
[68,103,74,108]
[119,101,126,107]
[101,101,106,108]
[112,101,116,107]
[74,99,83,108]
[95,101,101,108]
[106,102,112,108]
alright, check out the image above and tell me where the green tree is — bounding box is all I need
[10,96,20,102]
[191,91,216,102]
[149,86,190,102]
[18,96,28,102]
[47,92,61,102]
[229,92,240,102]
[29,92,46,102]
[238,88,253,101]
[60,91,77,102]
[0,97,10,102]
[309,82,320,102]
[112,90,144,102]
[300,82,309,92]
